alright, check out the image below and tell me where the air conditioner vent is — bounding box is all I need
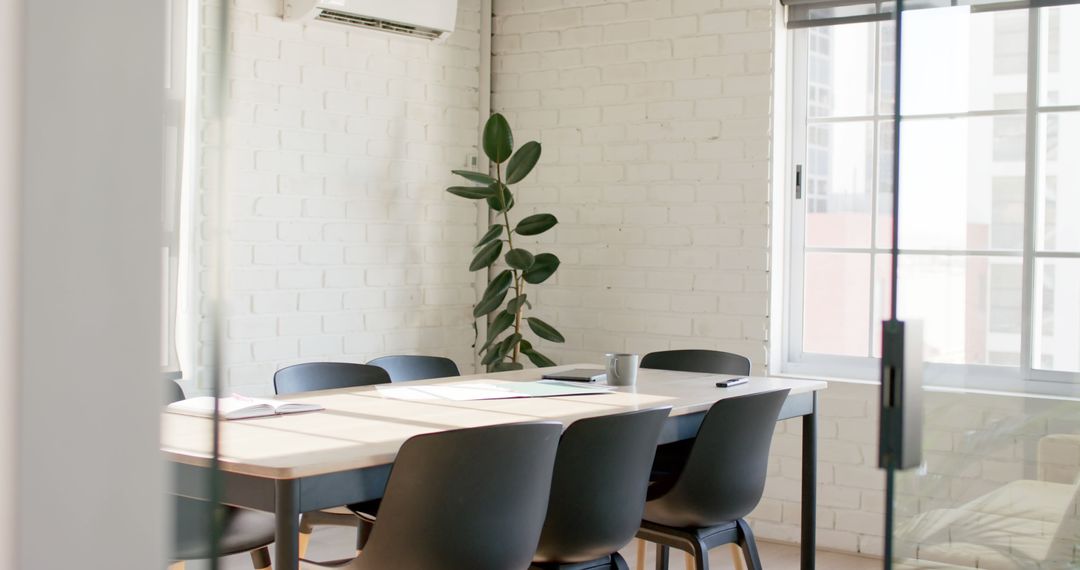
[315,9,442,40]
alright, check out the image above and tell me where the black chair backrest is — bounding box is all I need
[533,407,672,565]
[645,389,789,528]
[357,422,563,570]
[641,349,751,376]
[273,362,390,395]
[367,355,461,382]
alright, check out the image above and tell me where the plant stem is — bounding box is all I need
[495,162,524,364]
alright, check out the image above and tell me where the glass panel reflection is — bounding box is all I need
[896,255,1022,366]
[1038,112,1080,253]
[900,8,1028,116]
[898,117,1026,251]
[804,252,871,357]
[1032,259,1080,373]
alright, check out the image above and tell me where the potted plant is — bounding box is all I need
[446,113,565,372]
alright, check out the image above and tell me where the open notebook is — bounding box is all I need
[376,380,616,402]
[166,396,324,420]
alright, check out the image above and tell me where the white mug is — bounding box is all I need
[605,353,639,386]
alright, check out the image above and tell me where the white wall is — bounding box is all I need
[0,0,20,563]
[191,0,485,395]
[17,0,166,568]
[490,0,775,369]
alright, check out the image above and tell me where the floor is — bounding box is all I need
[201,524,882,569]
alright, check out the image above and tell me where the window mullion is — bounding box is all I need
[1019,7,1042,378]
[787,29,811,365]
[867,21,884,358]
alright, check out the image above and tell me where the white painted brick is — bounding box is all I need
[344,290,385,310]
[278,315,322,336]
[281,41,323,65]
[251,291,297,314]
[277,269,323,289]
[252,337,298,360]
[540,8,582,30]
[229,316,277,340]
[300,244,343,265]
[298,290,342,312]
[300,335,343,356]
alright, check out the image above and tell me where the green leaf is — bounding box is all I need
[487,186,514,213]
[519,339,557,367]
[476,225,504,249]
[505,141,542,185]
[481,311,515,351]
[500,333,522,358]
[451,170,497,186]
[505,248,535,270]
[514,213,558,236]
[481,342,504,365]
[485,269,513,297]
[526,317,565,343]
[447,186,497,200]
[523,253,560,285]
[483,113,513,164]
[472,283,510,318]
[489,361,525,372]
[469,241,502,272]
[523,348,556,368]
[506,294,528,314]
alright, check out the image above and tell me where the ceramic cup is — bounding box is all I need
[605,353,640,386]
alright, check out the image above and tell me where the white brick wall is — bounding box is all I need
[191,0,484,395]
[491,0,774,369]
[183,2,1079,562]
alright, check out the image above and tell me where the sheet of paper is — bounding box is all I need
[374,386,444,401]
[496,380,614,397]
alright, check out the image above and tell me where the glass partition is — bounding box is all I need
[884,3,1080,569]
[164,0,232,568]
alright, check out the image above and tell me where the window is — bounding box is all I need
[784,5,1080,392]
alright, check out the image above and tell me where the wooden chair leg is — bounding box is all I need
[250,546,271,570]
[167,563,185,570]
[298,511,315,558]
[635,538,648,570]
[298,529,312,558]
[729,543,748,570]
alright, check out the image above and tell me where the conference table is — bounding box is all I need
[163,364,827,570]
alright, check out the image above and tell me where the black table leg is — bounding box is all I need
[801,393,818,570]
[275,479,301,570]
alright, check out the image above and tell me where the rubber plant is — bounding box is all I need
[447,113,565,372]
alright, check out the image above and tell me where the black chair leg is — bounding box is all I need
[249,546,271,570]
[655,544,669,570]
[691,538,710,570]
[612,552,630,570]
[736,519,763,570]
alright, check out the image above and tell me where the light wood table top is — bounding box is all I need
[162,364,826,479]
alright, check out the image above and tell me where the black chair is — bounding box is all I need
[303,422,563,570]
[530,407,672,570]
[273,361,391,395]
[367,354,461,382]
[640,348,754,497]
[271,362,392,555]
[640,350,751,376]
[635,389,790,570]
[165,381,274,570]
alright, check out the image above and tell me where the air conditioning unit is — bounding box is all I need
[283,0,457,41]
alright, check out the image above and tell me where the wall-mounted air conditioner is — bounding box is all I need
[283,0,457,41]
